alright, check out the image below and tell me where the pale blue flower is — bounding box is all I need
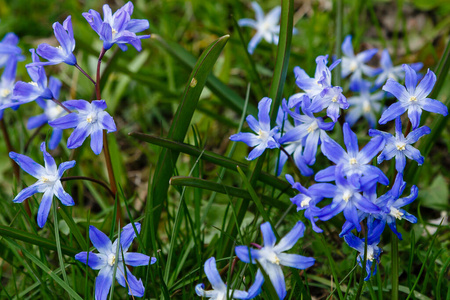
[346,80,384,128]
[374,49,422,87]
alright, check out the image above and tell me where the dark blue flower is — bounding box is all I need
[75,223,156,300]
[9,142,75,227]
[316,123,388,187]
[369,117,430,172]
[380,64,448,129]
[235,221,315,299]
[346,80,384,128]
[230,97,279,160]
[49,100,116,155]
[195,257,249,299]
[83,2,150,51]
[344,232,382,280]
[0,33,25,67]
[0,56,20,119]
[27,78,66,150]
[27,16,76,67]
[374,49,422,87]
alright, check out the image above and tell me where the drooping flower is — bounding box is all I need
[27,77,66,150]
[195,257,249,300]
[380,64,448,129]
[344,232,382,280]
[279,97,334,165]
[230,97,279,160]
[49,100,116,155]
[75,223,156,300]
[374,49,422,87]
[369,117,430,172]
[0,57,20,119]
[316,122,388,187]
[238,2,296,54]
[1,49,54,110]
[346,80,384,128]
[235,221,315,299]
[27,16,77,67]
[285,174,335,232]
[341,35,380,84]
[83,2,150,51]
[9,142,75,227]
[0,33,25,67]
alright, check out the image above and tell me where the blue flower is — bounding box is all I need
[9,142,75,227]
[238,2,297,54]
[316,123,388,187]
[317,165,381,232]
[27,78,66,150]
[83,2,150,51]
[0,33,25,67]
[346,80,384,128]
[195,257,249,300]
[0,56,19,119]
[374,49,422,87]
[230,97,279,160]
[235,221,315,299]
[380,64,448,129]
[49,100,117,155]
[275,106,313,176]
[27,16,76,67]
[75,223,156,300]
[279,97,334,165]
[341,35,380,84]
[369,117,430,172]
[286,175,335,232]
[380,173,418,240]
[344,232,382,281]
[2,49,54,110]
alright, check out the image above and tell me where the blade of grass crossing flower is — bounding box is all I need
[405,219,444,300]
[334,0,343,87]
[4,237,83,300]
[52,199,71,298]
[129,133,295,196]
[142,35,230,254]
[355,229,369,299]
[59,206,87,250]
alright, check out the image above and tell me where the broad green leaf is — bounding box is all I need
[418,174,449,210]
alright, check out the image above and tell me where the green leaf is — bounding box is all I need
[418,174,449,210]
[141,35,230,254]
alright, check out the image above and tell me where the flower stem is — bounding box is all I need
[74,63,96,86]
[96,46,121,223]
[391,231,399,300]
[0,119,32,217]
[61,176,115,199]
[404,120,412,136]
[51,98,72,114]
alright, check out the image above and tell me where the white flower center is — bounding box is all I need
[46,105,64,121]
[396,142,406,151]
[342,190,352,202]
[331,96,338,103]
[350,61,358,72]
[268,253,280,265]
[363,101,371,113]
[257,129,269,141]
[349,158,357,165]
[56,45,63,51]
[307,121,319,133]
[300,196,312,208]
[107,253,116,266]
[86,113,97,124]
[29,81,38,87]
[409,96,417,102]
[366,247,375,261]
[389,207,404,220]
[40,175,56,184]
[388,72,397,81]
[0,88,11,98]
[112,28,118,36]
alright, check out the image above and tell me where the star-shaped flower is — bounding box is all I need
[83,2,150,51]
[9,142,75,227]
[75,223,156,300]
[235,221,315,299]
[380,64,448,129]
[49,100,116,155]
[230,97,279,160]
[0,33,25,67]
[344,232,382,281]
[195,257,249,300]
[346,80,384,128]
[374,49,422,87]
[0,56,20,119]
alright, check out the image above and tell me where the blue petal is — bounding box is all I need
[357,135,385,165]
[421,98,448,116]
[40,142,57,174]
[407,105,422,130]
[247,32,263,55]
[277,253,315,269]
[204,257,226,291]
[273,221,304,252]
[357,48,378,63]
[415,69,435,99]
[315,165,336,182]
[49,129,63,150]
[90,129,104,155]
[230,132,259,147]
[235,246,260,263]
[9,152,45,178]
[341,35,354,57]
[74,252,106,270]
[54,181,74,206]
[257,97,272,131]
[379,102,407,125]
[124,252,152,266]
[343,123,359,157]
[406,126,430,144]
[344,232,364,252]
[27,114,48,130]
[343,205,361,231]
[89,225,112,254]
[95,266,113,300]
[403,64,418,94]
[395,154,406,173]
[395,185,418,207]
[36,44,66,65]
[403,145,424,165]
[262,262,286,300]
[126,19,150,33]
[49,113,79,129]
[115,265,145,297]
[261,222,277,247]
[67,124,90,149]
[100,113,116,132]
[57,160,76,178]
[354,196,380,214]
[320,137,347,165]
[247,143,266,160]
[37,189,54,228]
[120,222,141,250]
[303,130,320,165]
[382,78,408,102]
[64,99,90,111]
[13,183,41,203]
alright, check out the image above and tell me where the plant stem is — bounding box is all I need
[74,63,96,86]
[95,46,121,223]
[0,119,32,217]
[24,123,46,152]
[51,98,72,114]
[355,226,368,299]
[61,176,115,199]
[391,231,399,300]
